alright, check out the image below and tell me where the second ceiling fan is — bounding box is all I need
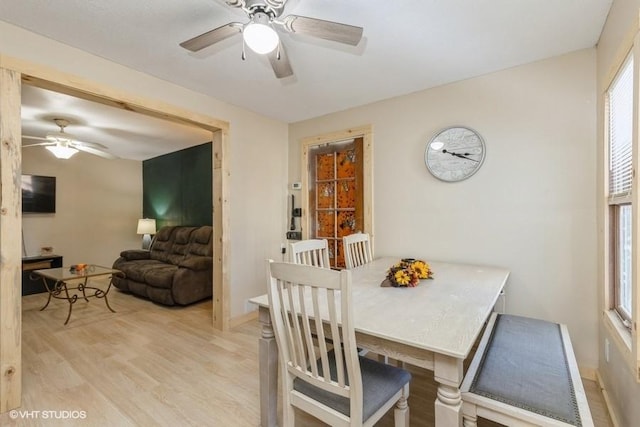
[180,0,364,78]
[22,119,118,160]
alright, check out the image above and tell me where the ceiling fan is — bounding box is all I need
[179,0,364,78]
[22,118,118,160]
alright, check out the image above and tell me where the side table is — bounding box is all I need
[22,255,63,295]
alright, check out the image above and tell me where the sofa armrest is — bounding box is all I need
[119,249,151,261]
[179,256,212,271]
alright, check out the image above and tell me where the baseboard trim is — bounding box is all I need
[229,310,258,328]
[596,370,621,427]
[579,366,597,381]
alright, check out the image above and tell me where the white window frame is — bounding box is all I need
[603,32,640,381]
[608,54,634,327]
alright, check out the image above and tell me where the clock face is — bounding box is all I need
[424,126,485,182]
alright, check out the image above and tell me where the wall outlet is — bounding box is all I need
[605,338,610,363]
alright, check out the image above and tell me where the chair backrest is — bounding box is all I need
[267,261,363,425]
[289,239,331,268]
[342,233,373,269]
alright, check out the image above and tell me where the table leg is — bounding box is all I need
[80,277,90,302]
[98,276,116,313]
[62,285,77,326]
[39,277,54,311]
[434,353,464,427]
[258,306,278,427]
[103,294,116,313]
[39,278,77,324]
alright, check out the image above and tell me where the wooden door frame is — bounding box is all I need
[0,54,230,412]
[300,125,373,248]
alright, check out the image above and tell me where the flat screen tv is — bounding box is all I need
[22,175,56,213]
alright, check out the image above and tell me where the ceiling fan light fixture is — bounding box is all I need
[243,12,279,54]
[46,144,79,159]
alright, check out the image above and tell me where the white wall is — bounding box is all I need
[22,148,141,267]
[1,21,289,318]
[596,1,640,426]
[289,49,598,369]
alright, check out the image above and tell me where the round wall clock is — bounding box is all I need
[424,126,486,182]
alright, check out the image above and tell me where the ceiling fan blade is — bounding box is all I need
[23,135,49,142]
[180,22,243,52]
[74,145,119,160]
[280,15,363,46]
[22,142,54,148]
[72,140,108,150]
[268,43,294,79]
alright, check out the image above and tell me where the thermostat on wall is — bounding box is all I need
[291,182,302,190]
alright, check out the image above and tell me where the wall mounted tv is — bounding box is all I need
[22,175,56,213]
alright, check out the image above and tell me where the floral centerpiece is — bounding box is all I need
[383,258,434,287]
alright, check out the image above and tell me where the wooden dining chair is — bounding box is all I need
[267,260,411,427]
[289,239,331,268]
[343,233,373,269]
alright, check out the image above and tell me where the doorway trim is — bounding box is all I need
[0,54,230,411]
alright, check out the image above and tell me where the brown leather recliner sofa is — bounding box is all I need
[112,225,213,305]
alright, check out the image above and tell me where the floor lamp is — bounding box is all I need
[137,218,156,250]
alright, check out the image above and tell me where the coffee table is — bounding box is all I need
[32,265,124,325]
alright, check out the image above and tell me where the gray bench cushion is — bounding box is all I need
[469,314,581,426]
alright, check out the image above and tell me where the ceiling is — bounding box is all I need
[21,85,212,161]
[2,0,612,160]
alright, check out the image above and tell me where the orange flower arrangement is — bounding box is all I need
[386,258,434,287]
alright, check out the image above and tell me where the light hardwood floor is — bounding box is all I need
[1,287,612,426]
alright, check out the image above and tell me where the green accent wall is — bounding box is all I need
[143,142,212,228]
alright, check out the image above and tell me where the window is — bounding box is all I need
[607,55,634,326]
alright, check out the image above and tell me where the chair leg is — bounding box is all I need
[380,356,405,368]
[282,403,295,427]
[282,378,295,427]
[393,385,410,427]
[462,414,478,427]
[462,402,478,427]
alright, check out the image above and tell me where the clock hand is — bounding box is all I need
[453,153,479,162]
[442,149,479,162]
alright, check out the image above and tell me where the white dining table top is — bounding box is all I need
[250,256,510,359]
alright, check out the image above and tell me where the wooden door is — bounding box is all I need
[308,138,364,268]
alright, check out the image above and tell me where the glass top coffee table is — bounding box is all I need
[32,265,124,325]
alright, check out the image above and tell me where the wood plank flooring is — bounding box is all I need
[0,287,613,426]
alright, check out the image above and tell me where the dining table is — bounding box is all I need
[250,256,510,427]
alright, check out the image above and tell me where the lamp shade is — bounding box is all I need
[137,218,156,235]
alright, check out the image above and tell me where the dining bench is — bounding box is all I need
[461,313,594,426]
